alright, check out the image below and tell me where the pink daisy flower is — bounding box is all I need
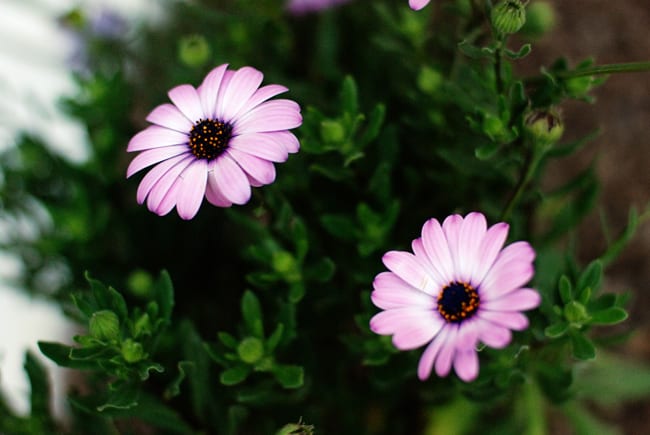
[409,0,431,10]
[369,212,541,382]
[126,64,302,219]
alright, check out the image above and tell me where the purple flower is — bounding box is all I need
[126,64,302,219]
[370,212,541,382]
[287,0,351,15]
[409,0,431,10]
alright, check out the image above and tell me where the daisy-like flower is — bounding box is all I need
[126,64,302,219]
[369,212,541,382]
[287,0,351,15]
[409,0,431,11]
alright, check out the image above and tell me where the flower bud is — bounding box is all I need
[564,301,589,324]
[178,35,211,68]
[237,337,265,364]
[121,339,145,363]
[320,120,345,143]
[89,310,120,341]
[521,2,556,38]
[491,0,527,35]
[524,109,564,149]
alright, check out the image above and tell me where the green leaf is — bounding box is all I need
[544,322,568,338]
[266,324,285,353]
[38,341,99,369]
[474,141,500,160]
[558,275,573,304]
[304,257,336,283]
[218,332,239,349]
[97,383,139,412]
[155,270,175,326]
[272,364,304,389]
[241,290,264,338]
[101,393,194,434]
[291,217,309,261]
[288,283,306,304]
[320,215,357,241]
[165,361,194,399]
[504,43,532,60]
[107,286,128,321]
[458,40,492,59]
[601,207,640,266]
[220,366,252,386]
[589,307,628,325]
[340,76,359,114]
[24,352,52,421]
[576,260,602,294]
[570,330,596,360]
[359,103,386,146]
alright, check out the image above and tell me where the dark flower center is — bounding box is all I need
[188,119,233,160]
[437,281,480,323]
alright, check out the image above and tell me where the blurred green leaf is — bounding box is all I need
[241,290,264,338]
[589,307,628,325]
[220,366,252,386]
[272,365,304,389]
[569,330,596,360]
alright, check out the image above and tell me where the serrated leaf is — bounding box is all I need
[69,346,111,361]
[558,275,573,304]
[272,364,304,389]
[164,361,193,399]
[97,384,139,412]
[544,322,569,338]
[241,290,264,338]
[220,366,251,386]
[38,341,97,369]
[570,330,596,360]
[589,307,628,325]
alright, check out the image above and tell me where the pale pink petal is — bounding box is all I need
[176,159,208,220]
[228,133,289,162]
[214,70,235,119]
[146,103,193,133]
[153,177,183,216]
[472,222,509,284]
[479,311,529,330]
[417,327,450,381]
[136,154,192,204]
[146,157,194,213]
[409,0,431,10]
[477,320,512,348]
[235,84,288,118]
[369,307,431,335]
[411,238,446,291]
[233,100,302,134]
[442,214,464,281]
[453,349,479,382]
[206,164,233,207]
[456,212,487,282]
[371,271,436,310]
[198,64,228,119]
[435,325,458,377]
[226,148,276,185]
[456,319,479,350]
[126,145,188,177]
[218,66,264,121]
[382,251,438,295]
[481,241,535,299]
[168,84,204,122]
[269,131,300,153]
[392,314,444,350]
[127,126,188,152]
[481,288,541,311]
[421,218,455,283]
[212,154,252,204]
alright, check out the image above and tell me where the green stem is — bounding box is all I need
[526,61,650,84]
[501,150,541,222]
[495,44,504,93]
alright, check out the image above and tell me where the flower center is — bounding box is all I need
[437,281,480,323]
[188,119,233,160]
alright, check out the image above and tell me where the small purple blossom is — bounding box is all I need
[409,0,431,11]
[370,212,541,382]
[126,64,302,219]
[287,0,352,15]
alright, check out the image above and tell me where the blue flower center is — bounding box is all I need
[437,281,480,323]
[189,119,233,160]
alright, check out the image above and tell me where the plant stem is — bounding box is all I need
[495,44,504,93]
[526,61,650,84]
[501,150,541,222]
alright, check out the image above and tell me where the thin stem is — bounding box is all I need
[501,150,541,222]
[495,44,504,93]
[526,61,650,84]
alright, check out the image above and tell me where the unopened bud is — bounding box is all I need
[121,339,145,363]
[564,301,589,324]
[178,35,211,68]
[524,109,564,148]
[237,337,265,364]
[491,0,527,35]
[521,2,556,38]
[89,310,120,341]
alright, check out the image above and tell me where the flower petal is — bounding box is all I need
[482,288,541,311]
[442,214,464,281]
[481,241,535,299]
[370,307,430,335]
[435,325,458,377]
[411,238,446,290]
[382,251,438,295]
[127,126,188,152]
[198,64,228,119]
[218,66,264,121]
[136,154,192,204]
[233,100,302,134]
[176,159,208,220]
[206,167,233,207]
[479,311,529,330]
[168,84,204,122]
[154,177,183,216]
[235,84,288,118]
[456,212,487,282]
[409,0,431,10]
[146,103,193,133]
[472,222,509,285]
[417,327,450,381]
[371,271,436,310]
[453,349,479,382]
[421,218,455,283]
[228,133,289,162]
[211,154,252,204]
[146,157,194,214]
[392,313,444,350]
[126,145,189,178]
[477,319,512,348]
[226,148,276,185]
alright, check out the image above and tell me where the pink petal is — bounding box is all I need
[206,169,233,207]
[146,157,194,213]
[392,313,444,350]
[456,212,487,282]
[382,251,439,295]
[409,0,431,10]
[127,126,189,152]
[435,325,458,377]
[369,307,430,335]
[456,319,479,350]
[268,131,300,153]
[168,84,204,122]
[198,64,228,119]
[136,154,192,204]
[211,154,252,204]
[233,100,302,134]
[153,177,183,216]
[411,238,446,290]
[477,319,512,348]
[226,148,276,185]
[235,84,289,118]
[442,214,464,281]
[481,288,541,311]
[472,222,509,285]
[176,159,208,220]
[421,218,456,284]
[480,241,535,299]
[370,272,435,310]
[453,349,479,382]
[146,103,193,133]
[218,66,264,121]
[479,311,529,330]
[228,133,289,162]
[417,327,450,380]
[126,145,189,178]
